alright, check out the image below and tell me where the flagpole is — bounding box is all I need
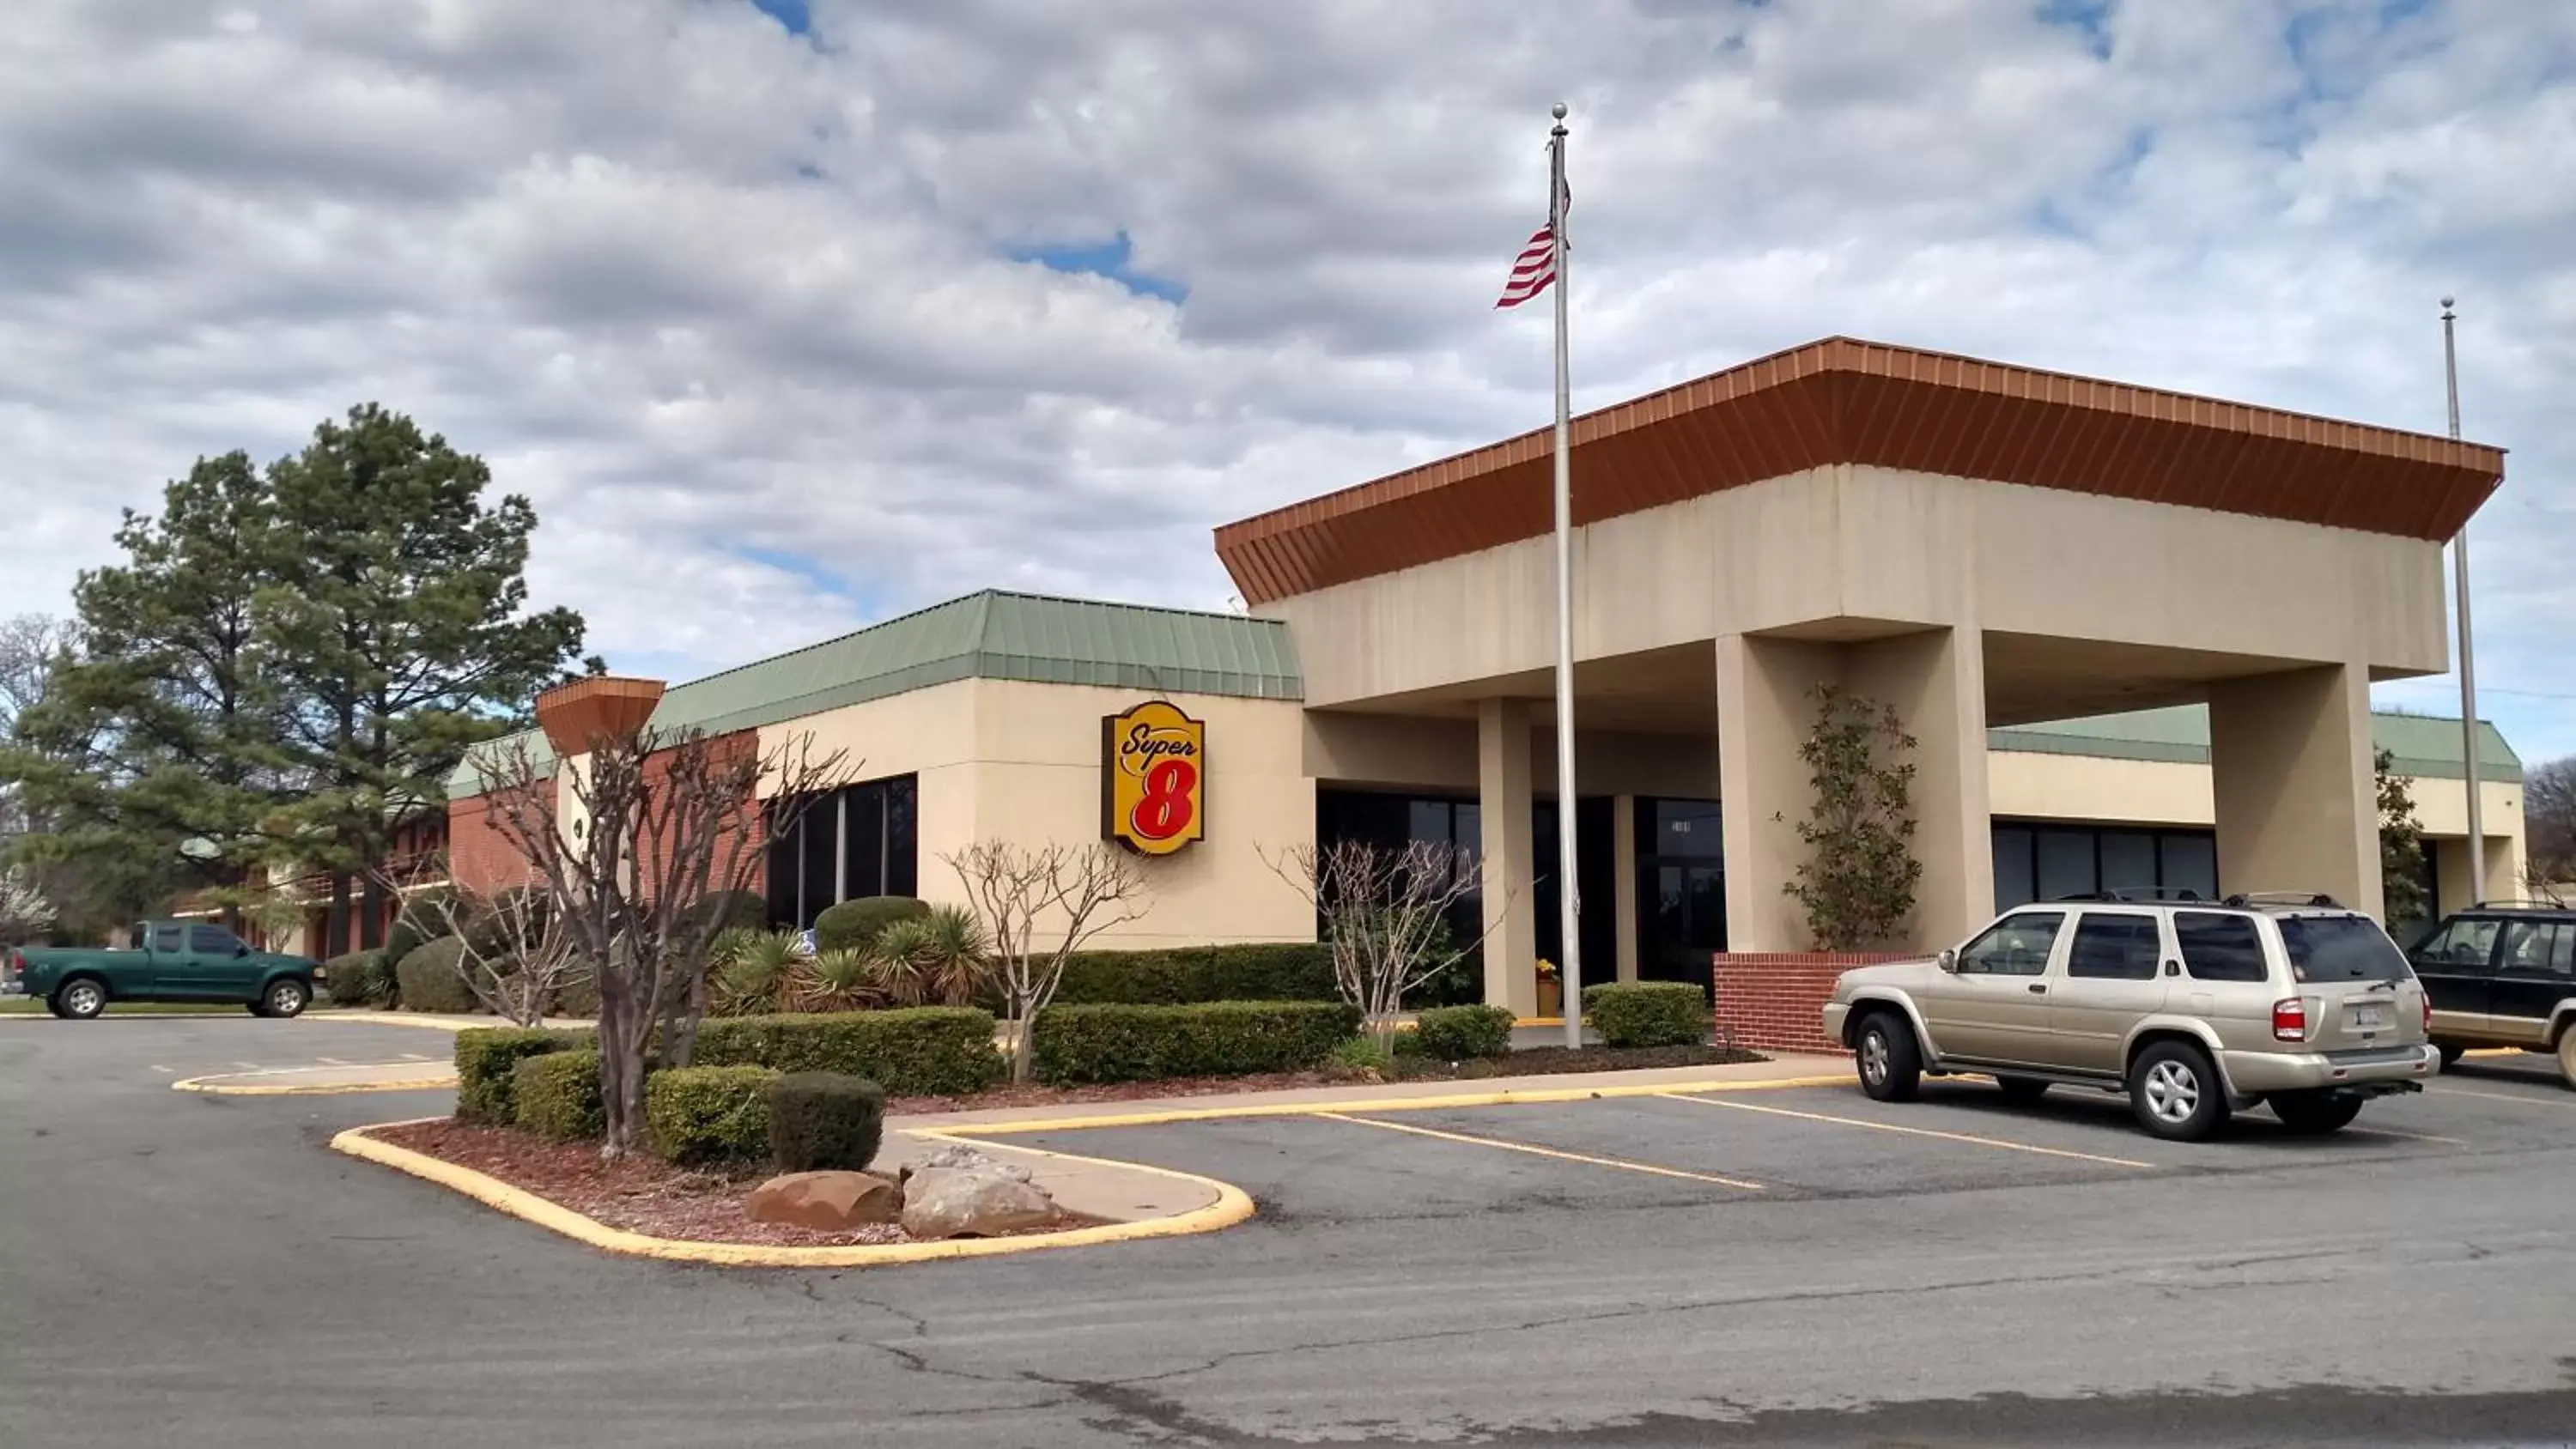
[1547,103,1583,1051]
[2443,296,2486,906]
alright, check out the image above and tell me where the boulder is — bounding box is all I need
[911,1143,1033,1182]
[899,1165,1060,1240]
[744,1171,902,1231]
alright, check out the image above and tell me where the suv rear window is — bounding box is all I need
[2173,912,2268,983]
[2276,916,2412,983]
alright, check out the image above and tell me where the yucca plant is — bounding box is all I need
[872,905,993,1008]
[709,928,801,1016]
[793,946,880,1013]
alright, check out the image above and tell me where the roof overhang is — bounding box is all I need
[1213,336,2506,606]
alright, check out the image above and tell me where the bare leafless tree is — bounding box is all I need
[372,855,584,1027]
[0,864,58,945]
[2527,757,2576,888]
[947,840,1150,1083]
[1266,839,1504,1046]
[477,725,851,1157]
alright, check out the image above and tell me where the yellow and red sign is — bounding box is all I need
[1102,701,1206,856]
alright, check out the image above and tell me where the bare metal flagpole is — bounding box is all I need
[2443,296,2486,905]
[1548,103,1583,1050]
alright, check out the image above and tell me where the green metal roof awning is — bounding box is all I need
[1991,706,2521,784]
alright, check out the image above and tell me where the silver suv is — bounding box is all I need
[1820,892,2439,1141]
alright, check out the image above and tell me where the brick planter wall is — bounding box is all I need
[1713,951,1914,1054]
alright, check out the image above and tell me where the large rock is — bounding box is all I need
[912,1143,1032,1181]
[744,1171,902,1231]
[899,1165,1059,1240]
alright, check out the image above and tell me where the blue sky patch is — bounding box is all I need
[1007,232,1188,305]
[2037,0,2112,59]
[748,0,811,37]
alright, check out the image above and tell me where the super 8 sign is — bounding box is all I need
[1102,701,1205,856]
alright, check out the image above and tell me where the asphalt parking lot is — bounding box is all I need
[8,1016,2576,1447]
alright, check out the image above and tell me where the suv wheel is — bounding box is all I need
[2129,1040,2228,1142]
[2436,1044,2464,1069]
[2555,1026,2576,1090]
[2270,1090,2363,1135]
[53,979,107,1021]
[1854,1011,1922,1102]
[261,978,311,1020]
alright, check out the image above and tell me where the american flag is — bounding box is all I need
[1493,175,1569,309]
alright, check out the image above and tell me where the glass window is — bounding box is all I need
[2099,833,2157,895]
[2497,921,2573,979]
[2175,912,2269,983]
[152,924,182,953]
[1957,912,2065,976]
[1407,799,1452,852]
[2068,913,2162,980]
[884,775,918,897]
[2415,917,2503,972]
[187,925,242,955]
[1991,828,2035,912]
[2036,830,2095,901]
[2278,916,2412,983]
[2159,834,2218,901]
[1649,799,1722,859]
[842,785,883,901]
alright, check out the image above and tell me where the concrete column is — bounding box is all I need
[1612,794,1640,982]
[1716,627,1990,953]
[1846,627,1993,950]
[2208,662,2381,917]
[1477,698,1539,1016]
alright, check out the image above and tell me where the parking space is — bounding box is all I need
[0,1015,453,1082]
[1002,1059,2574,1222]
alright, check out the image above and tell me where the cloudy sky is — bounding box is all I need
[3,0,2570,758]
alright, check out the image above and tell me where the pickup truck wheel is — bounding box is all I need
[261,978,311,1020]
[1854,1012,1922,1103]
[2269,1090,2363,1135]
[2129,1040,2229,1142]
[53,979,107,1021]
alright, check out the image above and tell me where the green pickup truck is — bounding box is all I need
[4,920,320,1020]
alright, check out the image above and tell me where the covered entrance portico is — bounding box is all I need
[1224,337,2505,1018]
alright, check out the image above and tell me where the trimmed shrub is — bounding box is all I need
[550,972,600,1020]
[1584,982,1709,1049]
[691,1008,1002,1098]
[394,937,478,1014]
[454,1027,591,1125]
[812,895,929,953]
[321,949,389,1008]
[382,888,457,974]
[646,1065,776,1166]
[513,1049,605,1139]
[1051,943,1339,1006]
[765,1072,887,1173]
[1031,1001,1363,1085]
[1330,1035,1394,1082]
[462,885,551,956]
[690,889,773,937]
[1413,1003,1516,1061]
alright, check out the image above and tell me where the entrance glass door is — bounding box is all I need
[1636,798,1725,987]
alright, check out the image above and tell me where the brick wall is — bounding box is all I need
[1713,951,1914,1054]
[447,729,771,903]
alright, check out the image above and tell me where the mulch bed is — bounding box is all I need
[368,1120,1092,1248]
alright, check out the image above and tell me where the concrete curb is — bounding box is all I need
[931,1070,1855,1137]
[177,1066,458,1095]
[331,1118,1257,1269]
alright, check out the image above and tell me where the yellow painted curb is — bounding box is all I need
[936,1071,1855,1137]
[178,1072,458,1096]
[331,1119,1256,1268]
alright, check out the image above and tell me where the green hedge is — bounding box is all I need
[382,888,456,975]
[766,1072,886,1173]
[1051,943,1339,1005]
[646,1065,777,1166]
[691,1008,1000,1097]
[1413,1003,1516,1060]
[321,949,389,1008]
[1584,982,1709,1049]
[690,889,773,938]
[513,1049,605,1139]
[813,895,928,953]
[1031,1001,1362,1085]
[454,1027,591,1125]
[394,937,478,1015]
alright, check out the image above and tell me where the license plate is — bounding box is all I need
[2350,1004,2388,1030]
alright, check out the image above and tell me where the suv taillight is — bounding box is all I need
[2421,992,2433,1034]
[2272,997,2308,1043]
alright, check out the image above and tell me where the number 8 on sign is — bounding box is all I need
[1102,701,1206,856]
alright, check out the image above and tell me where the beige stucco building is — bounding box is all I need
[451,337,2518,1019]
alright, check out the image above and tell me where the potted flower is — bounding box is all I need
[1534,957,1562,1020]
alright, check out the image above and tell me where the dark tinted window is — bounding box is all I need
[2277,916,2410,983]
[186,925,242,955]
[2413,917,2502,972]
[2174,912,2269,983]
[2497,920,2576,979]
[2069,913,2162,980]
[151,924,182,953]
[1958,912,2065,977]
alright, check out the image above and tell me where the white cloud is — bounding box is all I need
[1,0,2569,755]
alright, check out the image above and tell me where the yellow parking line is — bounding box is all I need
[1311,1112,1767,1191]
[2431,1086,2576,1110]
[1658,1094,2154,1169]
